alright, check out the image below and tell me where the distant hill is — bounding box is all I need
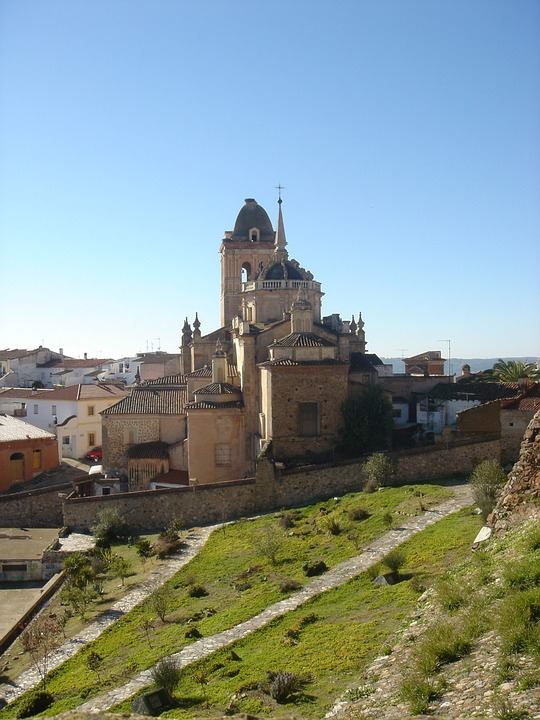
[382,357,538,375]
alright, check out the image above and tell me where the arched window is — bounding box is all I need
[241,262,251,283]
[249,228,259,242]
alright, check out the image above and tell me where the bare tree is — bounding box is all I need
[21,614,62,685]
[149,585,174,623]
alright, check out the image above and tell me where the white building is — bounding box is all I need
[0,384,127,459]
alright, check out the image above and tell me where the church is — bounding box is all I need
[102,197,385,487]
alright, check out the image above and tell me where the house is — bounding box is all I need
[43,355,113,387]
[97,357,143,385]
[0,528,60,582]
[0,384,127,460]
[0,415,59,491]
[416,381,522,434]
[0,347,64,388]
[136,352,183,383]
[456,383,540,462]
[403,351,446,377]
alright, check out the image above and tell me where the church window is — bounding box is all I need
[249,228,259,242]
[215,443,231,465]
[298,402,319,437]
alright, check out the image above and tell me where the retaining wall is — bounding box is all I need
[62,437,501,532]
[0,483,71,527]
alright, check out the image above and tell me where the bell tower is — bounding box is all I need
[220,198,276,327]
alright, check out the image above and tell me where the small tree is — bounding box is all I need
[91,508,130,543]
[254,524,283,566]
[136,538,154,562]
[109,554,132,586]
[139,615,155,647]
[151,657,181,698]
[194,669,210,706]
[337,385,394,457]
[61,584,95,620]
[20,614,62,686]
[363,453,394,492]
[85,650,103,682]
[470,459,507,520]
[149,584,174,623]
[63,552,95,589]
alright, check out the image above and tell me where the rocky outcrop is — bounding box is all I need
[490,408,540,534]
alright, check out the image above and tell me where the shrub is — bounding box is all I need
[410,575,426,594]
[400,674,443,715]
[436,578,468,612]
[498,587,540,656]
[470,459,506,520]
[279,578,302,593]
[188,584,209,598]
[16,691,53,719]
[185,626,202,639]
[264,670,312,703]
[493,694,530,720]
[279,511,297,529]
[91,508,130,542]
[254,524,283,566]
[382,549,405,576]
[323,515,342,536]
[302,559,327,577]
[382,512,393,529]
[524,525,540,552]
[348,507,370,522]
[363,453,394,491]
[153,534,183,559]
[109,554,132,585]
[298,613,319,627]
[337,385,393,457]
[504,555,540,591]
[136,538,154,560]
[366,564,380,581]
[414,621,473,675]
[151,657,181,697]
[344,685,373,700]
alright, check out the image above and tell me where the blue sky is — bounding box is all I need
[1,0,539,360]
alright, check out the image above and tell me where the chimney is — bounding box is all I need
[84,352,87,360]
[59,348,63,357]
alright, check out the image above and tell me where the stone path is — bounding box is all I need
[75,485,473,713]
[0,525,219,704]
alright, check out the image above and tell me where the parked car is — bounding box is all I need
[85,446,103,461]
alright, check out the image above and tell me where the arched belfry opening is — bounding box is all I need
[241,262,251,283]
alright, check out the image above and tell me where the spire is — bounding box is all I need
[274,187,288,259]
[181,317,192,346]
[193,312,201,338]
[350,315,357,334]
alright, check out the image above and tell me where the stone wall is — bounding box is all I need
[500,408,535,464]
[0,483,70,527]
[64,478,258,532]
[63,437,501,532]
[102,415,160,468]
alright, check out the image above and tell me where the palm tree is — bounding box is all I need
[488,359,539,383]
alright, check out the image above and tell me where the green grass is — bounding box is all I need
[0,483,454,718]
[106,507,481,720]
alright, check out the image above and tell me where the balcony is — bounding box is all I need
[242,279,321,292]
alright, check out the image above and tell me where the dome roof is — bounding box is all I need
[264,260,304,281]
[231,199,275,242]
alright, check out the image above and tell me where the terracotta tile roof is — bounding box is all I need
[127,441,169,459]
[270,332,335,348]
[261,359,346,367]
[0,415,56,442]
[195,382,239,395]
[0,388,54,399]
[0,349,29,360]
[186,363,239,378]
[350,353,380,372]
[103,389,186,415]
[185,400,243,410]
[139,374,187,386]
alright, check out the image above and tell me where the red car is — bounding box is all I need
[86,446,103,462]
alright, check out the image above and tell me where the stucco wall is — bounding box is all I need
[0,437,59,491]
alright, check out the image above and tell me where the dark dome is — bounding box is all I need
[231,199,275,242]
[264,260,304,281]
